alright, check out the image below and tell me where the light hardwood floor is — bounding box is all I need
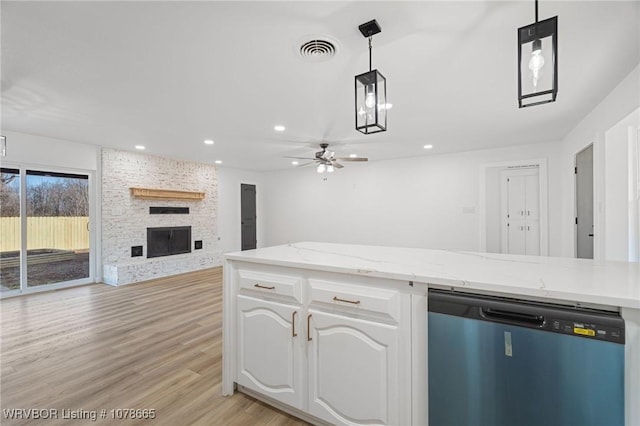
[0,267,308,425]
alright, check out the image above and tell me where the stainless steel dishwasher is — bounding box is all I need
[428,289,625,426]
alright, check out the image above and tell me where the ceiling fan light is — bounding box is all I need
[317,164,326,173]
[327,165,334,173]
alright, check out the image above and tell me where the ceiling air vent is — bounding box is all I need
[299,38,337,61]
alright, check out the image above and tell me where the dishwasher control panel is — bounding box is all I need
[429,289,625,345]
[551,319,624,343]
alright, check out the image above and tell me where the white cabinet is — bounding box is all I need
[233,266,411,426]
[308,310,402,425]
[236,295,304,409]
[306,278,409,425]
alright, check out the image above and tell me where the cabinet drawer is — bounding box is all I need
[308,279,402,323]
[237,269,302,303]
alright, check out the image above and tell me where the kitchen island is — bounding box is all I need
[222,242,640,425]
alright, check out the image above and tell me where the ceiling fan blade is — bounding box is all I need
[284,156,316,160]
[296,162,315,168]
[332,162,344,169]
[336,157,368,162]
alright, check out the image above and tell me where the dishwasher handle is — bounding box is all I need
[480,307,545,327]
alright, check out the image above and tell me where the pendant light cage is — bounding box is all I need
[355,70,387,134]
[355,19,387,134]
[518,9,558,108]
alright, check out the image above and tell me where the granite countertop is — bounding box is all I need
[224,242,640,309]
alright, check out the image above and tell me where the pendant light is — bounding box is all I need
[517,0,558,108]
[355,19,387,134]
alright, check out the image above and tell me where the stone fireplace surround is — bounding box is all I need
[101,148,222,285]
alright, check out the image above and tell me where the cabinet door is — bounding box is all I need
[307,310,401,425]
[506,175,527,255]
[236,295,304,409]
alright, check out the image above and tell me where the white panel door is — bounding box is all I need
[307,310,400,426]
[507,175,527,255]
[524,174,540,255]
[525,174,540,220]
[236,295,304,409]
[502,169,541,255]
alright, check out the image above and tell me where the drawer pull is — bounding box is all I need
[333,296,361,305]
[292,311,298,337]
[307,314,312,342]
[254,284,275,290]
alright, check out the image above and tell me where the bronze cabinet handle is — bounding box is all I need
[254,283,275,290]
[307,314,312,342]
[333,296,361,305]
[292,311,298,337]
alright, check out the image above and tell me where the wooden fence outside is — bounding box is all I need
[0,217,90,252]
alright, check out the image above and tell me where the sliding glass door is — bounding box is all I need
[0,168,21,293]
[0,166,93,295]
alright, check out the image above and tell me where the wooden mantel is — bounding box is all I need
[129,187,205,201]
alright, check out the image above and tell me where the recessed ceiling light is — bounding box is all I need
[291,161,299,166]
[204,139,214,145]
[274,125,286,132]
[349,153,358,158]
[215,160,222,164]
[423,144,433,150]
[135,145,145,150]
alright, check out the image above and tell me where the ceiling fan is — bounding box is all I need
[285,143,368,173]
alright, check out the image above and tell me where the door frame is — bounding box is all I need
[0,161,96,298]
[632,128,640,262]
[479,158,548,255]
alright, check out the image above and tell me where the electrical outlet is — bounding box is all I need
[131,246,143,257]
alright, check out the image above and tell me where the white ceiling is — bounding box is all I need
[2,1,639,171]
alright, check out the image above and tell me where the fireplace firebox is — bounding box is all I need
[147,226,191,258]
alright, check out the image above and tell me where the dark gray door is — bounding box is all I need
[241,184,256,251]
[576,145,594,259]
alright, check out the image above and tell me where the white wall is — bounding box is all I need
[559,65,640,259]
[216,167,265,254]
[261,142,562,255]
[485,166,502,253]
[604,110,640,261]
[0,130,98,170]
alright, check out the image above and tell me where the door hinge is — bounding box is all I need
[575,217,578,225]
[507,178,510,182]
[574,166,578,174]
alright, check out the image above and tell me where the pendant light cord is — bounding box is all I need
[368,36,373,72]
[534,0,539,23]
